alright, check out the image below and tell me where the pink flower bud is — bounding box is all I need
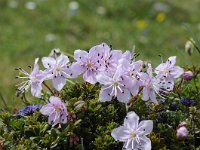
[177,124,189,140]
[183,71,193,81]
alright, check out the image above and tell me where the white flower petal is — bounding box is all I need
[71,62,86,76]
[96,73,112,85]
[155,63,165,74]
[83,71,97,84]
[49,96,62,106]
[48,111,56,125]
[32,58,39,73]
[149,91,158,104]
[137,120,153,135]
[42,57,56,69]
[117,89,131,103]
[138,136,151,150]
[142,87,150,101]
[124,111,139,131]
[57,54,69,66]
[167,56,176,67]
[31,83,42,98]
[170,66,184,78]
[110,50,122,63]
[123,139,137,150]
[74,49,88,61]
[52,76,66,91]
[40,104,55,116]
[111,126,131,142]
[99,88,112,102]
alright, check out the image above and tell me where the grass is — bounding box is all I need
[0,0,200,109]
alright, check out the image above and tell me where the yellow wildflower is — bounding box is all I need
[156,12,166,23]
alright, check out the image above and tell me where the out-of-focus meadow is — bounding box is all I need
[0,0,200,109]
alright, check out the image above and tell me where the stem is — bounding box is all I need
[42,81,55,96]
[193,77,199,99]
[0,92,9,110]
[125,104,129,113]
[192,114,196,147]
[22,92,30,105]
[81,137,84,150]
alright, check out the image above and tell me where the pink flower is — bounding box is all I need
[40,96,68,126]
[140,64,174,103]
[42,54,74,91]
[99,43,122,72]
[71,43,105,84]
[155,56,184,79]
[111,111,153,150]
[119,52,143,96]
[177,122,189,140]
[96,68,132,103]
[16,58,45,98]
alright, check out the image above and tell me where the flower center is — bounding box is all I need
[57,107,62,112]
[163,69,170,75]
[131,132,137,138]
[113,81,118,87]
[87,63,93,69]
[30,75,37,82]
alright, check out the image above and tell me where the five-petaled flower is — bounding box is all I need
[42,54,75,91]
[71,43,105,84]
[96,68,132,103]
[111,111,153,150]
[40,96,68,126]
[16,58,45,98]
[155,56,184,79]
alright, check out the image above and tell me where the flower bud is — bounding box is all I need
[177,122,189,140]
[183,71,193,81]
[185,40,194,56]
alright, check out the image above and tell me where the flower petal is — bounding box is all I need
[48,111,56,125]
[57,54,69,66]
[124,111,139,131]
[170,66,184,78]
[42,57,56,69]
[123,139,137,150]
[32,58,39,73]
[149,90,158,104]
[155,63,165,74]
[117,89,131,103]
[31,83,42,98]
[167,56,176,67]
[60,112,68,124]
[138,136,151,150]
[83,71,97,84]
[110,50,122,64]
[111,126,131,142]
[99,88,112,102]
[137,120,153,135]
[71,62,86,76]
[142,87,150,101]
[40,104,54,116]
[74,49,88,61]
[89,43,105,58]
[49,96,62,106]
[96,73,112,85]
[52,76,66,91]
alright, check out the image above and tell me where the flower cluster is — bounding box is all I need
[16,43,183,104]
[15,43,184,149]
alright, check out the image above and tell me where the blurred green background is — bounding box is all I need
[0,0,200,109]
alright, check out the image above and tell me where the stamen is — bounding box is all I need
[18,68,29,76]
